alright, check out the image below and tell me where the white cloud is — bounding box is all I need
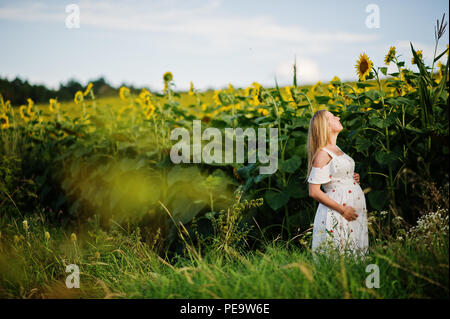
[0,0,378,52]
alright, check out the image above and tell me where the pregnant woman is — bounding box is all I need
[306,110,368,258]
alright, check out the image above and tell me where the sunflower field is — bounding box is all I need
[0,31,448,299]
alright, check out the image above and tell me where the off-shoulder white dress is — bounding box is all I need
[307,146,369,257]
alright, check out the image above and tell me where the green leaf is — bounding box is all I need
[365,90,381,101]
[356,82,374,89]
[374,151,398,165]
[285,180,308,199]
[355,137,371,152]
[314,96,331,105]
[379,67,388,76]
[434,48,448,63]
[279,155,302,174]
[264,190,290,211]
[368,190,388,210]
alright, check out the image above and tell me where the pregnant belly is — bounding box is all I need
[326,180,366,211]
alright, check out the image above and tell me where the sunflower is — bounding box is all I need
[411,50,423,65]
[213,90,222,105]
[311,81,322,93]
[163,72,173,83]
[119,87,130,101]
[139,88,152,100]
[27,98,35,116]
[328,76,341,90]
[435,61,448,83]
[257,108,269,116]
[384,46,396,65]
[145,104,156,119]
[0,114,9,129]
[83,82,93,96]
[355,52,373,81]
[74,91,84,104]
[49,98,60,113]
[228,83,234,93]
[188,81,195,96]
[19,105,30,122]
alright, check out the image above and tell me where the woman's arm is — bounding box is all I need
[309,184,344,213]
[309,184,358,221]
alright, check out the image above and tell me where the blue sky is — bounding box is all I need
[0,0,448,92]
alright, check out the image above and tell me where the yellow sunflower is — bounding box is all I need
[384,46,396,65]
[311,81,322,94]
[0,114,9,129]
[83,82,93,96]
[163,72,173,83]
[188,81,195,96]
[27,98,36,116]
[145,104,156,119]
[49,98,60,113]
[139,88,152,100]
[119,87,130,101]
[19,105,29,122]
[411,50,423,65]
[257,108,269,116]
[74,91,84,104]
[355,52,373,81]
[213,90,222,105]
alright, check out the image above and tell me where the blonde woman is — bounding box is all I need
[306,110,368,257]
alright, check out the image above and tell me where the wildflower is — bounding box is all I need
[384,46,396,65]
[355,52,373,81]
[411,50,423,65]
[14,235,20,244]
[188,81,195,96]
[74,91,84,104]
[95,251,101,259]
[71,233,77,242]
[83,82,93,96]
[44,231,50,240]
[163,72,173,83]
[119,86,130,101]
[23,220,29,231]
[0,114,9,129]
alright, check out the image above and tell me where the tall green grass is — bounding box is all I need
[0,207,447,299]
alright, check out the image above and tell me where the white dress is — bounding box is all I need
[307,146,369,257]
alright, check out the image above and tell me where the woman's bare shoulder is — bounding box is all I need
[312,150,332,168]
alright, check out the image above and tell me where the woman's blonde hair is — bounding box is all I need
[306,109,330,181]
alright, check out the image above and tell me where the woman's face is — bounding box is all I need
[325,111,343,133]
